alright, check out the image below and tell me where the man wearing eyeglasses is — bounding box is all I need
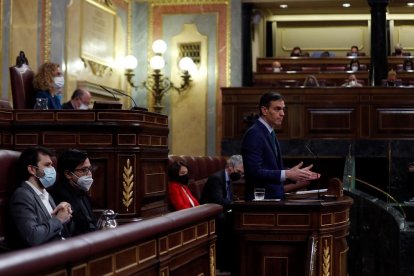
[51,149,96,236]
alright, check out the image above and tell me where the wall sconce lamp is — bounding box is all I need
[123,40,196,113]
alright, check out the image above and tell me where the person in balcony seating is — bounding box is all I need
[7,146,72,249]
[271,61,283,73]
[348,59,361,71]
[341,74,363,87]
[168,161,199,210]
[62,89,92,110]
[403,58,414,71]
[383,70,399,87]
[51,149,96,236]
[347,45,360,57]
[33,62,64,109]
[303,75,320,87]
[290,46,302,57]
[392,43,411,56]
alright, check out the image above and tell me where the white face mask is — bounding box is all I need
[349,80,356,86]
[53,76,65,89]
[273,68,281,73]
[351,66,358,71]
[72,172,94,191]
[78,103,89,110]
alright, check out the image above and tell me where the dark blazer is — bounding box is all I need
[7,182,65,248]
[35,90,62,110]
[51,180,96,236]
[241,119,284,200]
[200,170,231,210]
[61,101,74,109]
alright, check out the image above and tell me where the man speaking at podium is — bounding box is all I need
[241,92,320,200]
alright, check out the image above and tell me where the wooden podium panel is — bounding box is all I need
[0,109,169,219]
[232,197,353,276]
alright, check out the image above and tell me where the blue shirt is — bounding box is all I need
[35,90,62,110]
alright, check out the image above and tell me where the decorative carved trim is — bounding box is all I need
[43,0,52,62]
[96,0,115,8]
[81,58,111,77]
[210,244,215,276]
[122,159,134,211]
[322,239,331,276]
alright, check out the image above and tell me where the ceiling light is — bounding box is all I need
[280,4,288,8]
[342,3,351,7]
[407,2,414,6]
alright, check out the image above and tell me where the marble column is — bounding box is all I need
[368,0,389,86]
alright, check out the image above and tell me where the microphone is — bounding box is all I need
[305,142,321,199]
[109,87,142,111]
[99,85,118,101]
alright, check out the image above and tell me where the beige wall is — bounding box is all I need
[65,0,128,105]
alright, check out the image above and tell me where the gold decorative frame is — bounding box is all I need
[80,0,116,75]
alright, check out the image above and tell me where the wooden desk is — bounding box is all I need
[222,86,414,140]
[253,71,369,87]
[0,109,169,219]
[232,197,353,276]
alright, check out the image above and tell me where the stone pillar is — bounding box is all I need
[242,4,253,86]
[368,0,389,86]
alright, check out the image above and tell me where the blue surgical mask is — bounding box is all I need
[35,166,56,188]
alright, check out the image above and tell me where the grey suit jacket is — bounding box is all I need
[8,181,64,248]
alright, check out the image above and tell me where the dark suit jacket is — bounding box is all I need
[7,182,65,248]
[35,90,62,110]
[61,101,74,109]
[200,170,231,210]
[241,119,284,200]
[51,180,96,236]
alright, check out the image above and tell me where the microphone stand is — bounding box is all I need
[306,142,321,199]
[110,87,144,111]
[99,85,118,101]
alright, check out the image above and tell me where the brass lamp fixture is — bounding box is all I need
[124,40,196,113]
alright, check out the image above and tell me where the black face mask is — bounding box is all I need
[229,172,242,182]
[177,174,189,185]
[395,49,402,55]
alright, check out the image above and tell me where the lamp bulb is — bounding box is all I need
[150,55,165,70]
[179,57,196,71]
[123,55,138,70]
[152,40,167,54]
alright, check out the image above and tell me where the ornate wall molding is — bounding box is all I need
[42,0,52,62]
[122,158,134,211]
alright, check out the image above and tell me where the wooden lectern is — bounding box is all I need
[232,196,353,276]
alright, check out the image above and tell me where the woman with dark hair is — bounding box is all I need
[168,161,199,210]
[290,46,302,57]
[33,62,64,109]
[51,149,96,236]
[349,59,360,71]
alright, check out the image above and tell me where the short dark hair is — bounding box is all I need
[259,92,283,115]
[16,146,54,182]
[167,161,188,182]
[57,149,88,175]
[351,45,359,51]
[71,89,85,100]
